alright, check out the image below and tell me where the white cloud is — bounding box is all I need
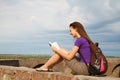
[0,0,120,37]
[0,0,70,39]
[106,22,120,34]
[0,0,120,56]
[104,0,113,11]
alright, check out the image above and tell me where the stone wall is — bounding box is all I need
[104,58,120,77]
[0,65,120,80]
[0,58,119,80]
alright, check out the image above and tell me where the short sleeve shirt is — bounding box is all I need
[74,37,91,64]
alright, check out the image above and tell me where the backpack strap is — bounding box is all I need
[80,52,89,69]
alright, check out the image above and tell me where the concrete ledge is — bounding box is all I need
[0,65,119,80]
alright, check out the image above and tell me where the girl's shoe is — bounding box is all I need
[36,68,53,72]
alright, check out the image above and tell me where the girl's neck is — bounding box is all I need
[76,33,81,38]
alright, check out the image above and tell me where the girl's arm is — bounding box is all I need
[52,46,79,60]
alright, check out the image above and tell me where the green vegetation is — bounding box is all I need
[106,56,120,58]
[0,54,119,60]
[0,54,51,60]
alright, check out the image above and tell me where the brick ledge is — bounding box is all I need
[0,65,119,80]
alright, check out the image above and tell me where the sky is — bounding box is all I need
[0,0,120,57]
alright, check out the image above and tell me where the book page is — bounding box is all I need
[49,41,60,50]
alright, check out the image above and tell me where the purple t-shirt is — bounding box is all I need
[74,37,91,64]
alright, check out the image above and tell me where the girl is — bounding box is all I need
[36,21,92,75]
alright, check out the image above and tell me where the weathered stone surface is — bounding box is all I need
[0,65,119,80]
[0,58,119,80]
[105,58,120,77]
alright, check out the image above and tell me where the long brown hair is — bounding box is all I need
[69,21,92,43]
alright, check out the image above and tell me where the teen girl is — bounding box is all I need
[36,21,92,75]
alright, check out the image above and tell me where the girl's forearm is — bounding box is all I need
[55,48,72,60]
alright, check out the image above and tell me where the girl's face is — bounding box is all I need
[69,26,77,38]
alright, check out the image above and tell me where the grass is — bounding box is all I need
[0,54,51,60]
[0,54,119,60]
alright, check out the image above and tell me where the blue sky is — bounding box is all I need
[0,0,120,57]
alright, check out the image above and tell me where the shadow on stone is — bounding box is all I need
[0,60,19,67]
[33,64,44,68]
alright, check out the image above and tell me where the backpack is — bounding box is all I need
[81,42,108,75]
[89,42,108,75]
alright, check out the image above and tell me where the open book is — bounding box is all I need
[49,41,60,50]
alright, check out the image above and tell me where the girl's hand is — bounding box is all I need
[51,46,57,52]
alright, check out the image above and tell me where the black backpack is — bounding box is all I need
[81,42,108,75]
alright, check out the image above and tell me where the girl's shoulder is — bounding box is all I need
[77,37,87,42]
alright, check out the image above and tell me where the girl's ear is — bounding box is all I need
[74,28,78,32]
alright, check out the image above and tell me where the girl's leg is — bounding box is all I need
[42,53,63,69]
[36,48,69,70]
